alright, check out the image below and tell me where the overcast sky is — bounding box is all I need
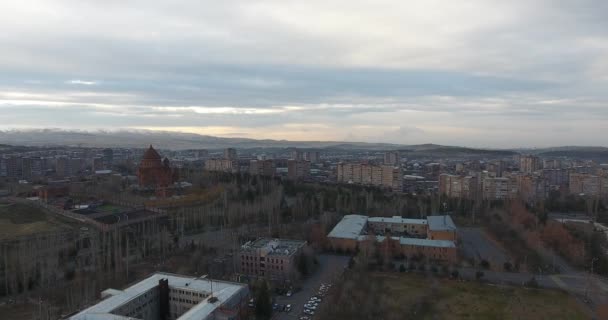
[1,0,607,147]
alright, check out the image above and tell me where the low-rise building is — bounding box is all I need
[327,214,458,263]
[68,272,249,320]
[237,238,306,282]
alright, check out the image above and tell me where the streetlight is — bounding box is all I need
[585,257,599,299]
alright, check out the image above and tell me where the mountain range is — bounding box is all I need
[0,129,607,159]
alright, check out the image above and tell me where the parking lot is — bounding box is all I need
[459,227,510,266]
[273,254,350,320]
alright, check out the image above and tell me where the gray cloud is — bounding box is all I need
[0,0,607,147]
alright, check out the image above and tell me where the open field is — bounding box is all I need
[0,201,77,239]
[320,271,588,320]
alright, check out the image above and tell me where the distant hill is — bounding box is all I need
[0,129,546,158]
[0,129,406,150]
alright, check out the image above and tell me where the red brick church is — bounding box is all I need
[137,145,178,197]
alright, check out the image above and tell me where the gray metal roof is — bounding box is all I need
[399,237,456,248]
[70,272,247,320]
[355,235,455,248]
[327,214,368,239]
[427,215,456,231]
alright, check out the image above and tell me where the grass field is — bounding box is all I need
[321,272,588,320]
[0,201,75,239]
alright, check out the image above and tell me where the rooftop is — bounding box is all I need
[327,214,368,239]
[368,216,427,225]
[427,215,457,231]
[356,235,456,248]
[241,238,306,256]
[69,272,247,320]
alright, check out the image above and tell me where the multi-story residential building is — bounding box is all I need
[569,173,601,196]
[290,149,303,161]
[0,157,7,177]
[520,155,542,173]
[328,214,457,263]
[384,151,400,166]
[223,148,237,160]
[543,159,562,169]
[92,157,105,171]
[601,172,608,199]
[513,173,546,202]
[287,160,311,180]
[2,156,22,178]
[69,158,84,176]
[487,160,504,177]
[336,163,402,190]
[380,165,402,190]
[56,156,70,177]
[68,272,249,320]
[103,148,114,167]
[482,177,516,200]
[542,168,572,188]
[237,238,306,282]
[22,157,44,180]
[439,174,478,199]
[303,151,320,163]
[249,159,275,176]
[337,162,354,183]
[206,159,238,173]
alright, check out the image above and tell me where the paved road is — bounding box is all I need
[273,254,350,320]
[459,227,509,267]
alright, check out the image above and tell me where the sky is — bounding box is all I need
[0,0,607,148]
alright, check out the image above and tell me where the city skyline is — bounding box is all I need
[1,0,607,147]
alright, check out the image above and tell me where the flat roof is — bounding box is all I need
[327,214,368,239]
[240,238,306,256]
[70,272,247,320]
[356,235,455,248]
[399,237,456,248]
[427,215,457,231]
[368,216,427,225]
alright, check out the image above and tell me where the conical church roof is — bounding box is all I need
[142,145,161,160]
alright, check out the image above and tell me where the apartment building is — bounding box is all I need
[303,151,320,163]
[249,159,275,176]
[438,174,478,199]
[223,148,237,160]
[205,159,238,173]
[512,173,546,202]
[482,177,516,200]
[287,160,311,180]
[520,155,542,173]
[336,163,402,190]
[542,168,571,187]
[569,173,601,196]
[384,151,400,166]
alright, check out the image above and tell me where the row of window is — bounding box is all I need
[170,288,206,298]
[170,296,201,304]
